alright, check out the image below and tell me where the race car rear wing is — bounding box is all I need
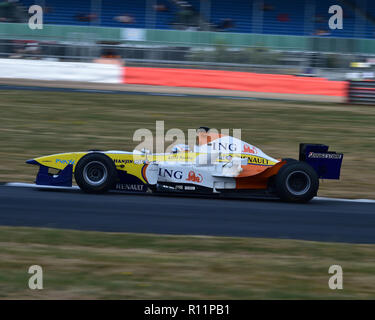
[299,143,343,180]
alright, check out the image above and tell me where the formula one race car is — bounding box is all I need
[26,128,343,203]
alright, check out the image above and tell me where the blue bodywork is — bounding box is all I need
[115,170,148,192]
[299,144,343,179]
[26,159,148,191]
[34,163,73,187]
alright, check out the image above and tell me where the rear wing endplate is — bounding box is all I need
[299,143,343,180]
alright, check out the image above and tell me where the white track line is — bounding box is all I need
[313,197,375,204]
[5,182,80,190]
[3,182,375,203]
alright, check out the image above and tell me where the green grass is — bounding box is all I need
[0,90,374,198]
[1,226,375,299]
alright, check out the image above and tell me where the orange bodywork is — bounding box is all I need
[235,161,286,189]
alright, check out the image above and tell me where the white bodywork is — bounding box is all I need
[141,136,280,189]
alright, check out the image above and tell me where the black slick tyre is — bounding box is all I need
[275,161,319,203]
[74,153,117,193]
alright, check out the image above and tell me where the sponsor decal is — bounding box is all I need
[243,144,257,154]
[56,159,75,165]
[186,171,203,183]
[114,159,133,165]
[184,186,196,191]
[210,142,237,152]
[159,168,183,179]
[160,184,175,190]
[243,156,271,165]
[175,185,196,191]
[134,159,148,164]
[165,154,194,161]
[116,183,145,191]
[308,152,343,160]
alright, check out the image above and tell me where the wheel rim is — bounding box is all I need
[286,170,311,196]
[83,161,108,186]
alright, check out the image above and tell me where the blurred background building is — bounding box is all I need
[1,0,375,79]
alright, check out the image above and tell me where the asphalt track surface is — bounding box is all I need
[1,185,375,243]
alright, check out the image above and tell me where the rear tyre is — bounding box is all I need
[275,161,319,203]
[281,158,298,163]
[74,153,117,193]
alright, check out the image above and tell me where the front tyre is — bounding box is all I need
[275,162,319,203]
[74,153,117,193]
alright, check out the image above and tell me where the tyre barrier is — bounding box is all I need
[348,80,375,105]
